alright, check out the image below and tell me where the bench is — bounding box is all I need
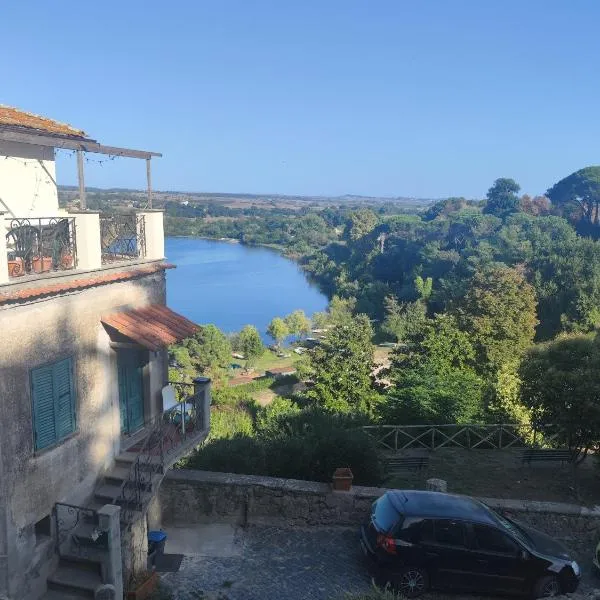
[385,455,430,474]
[522,448,575,465]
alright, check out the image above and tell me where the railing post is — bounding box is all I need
[193,376,212,431]
[0,213,8,284]
[70,211,101,270]
[136,210,164,260]
[97,505,123,599]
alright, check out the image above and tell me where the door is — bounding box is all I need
[117,351,145,434]
[419,519,479,591]
[468,524,528,594]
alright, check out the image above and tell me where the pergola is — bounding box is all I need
[0,126,162,209]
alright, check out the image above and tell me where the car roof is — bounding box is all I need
[386,490,498,527]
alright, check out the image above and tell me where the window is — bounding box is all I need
[373,495,402,534]
[433,519,466,547]
[31,358,76,451]
[397,517,426,544]
[474,524,519,555]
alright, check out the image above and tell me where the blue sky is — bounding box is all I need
[1,1,599,198]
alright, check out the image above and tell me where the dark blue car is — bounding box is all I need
[360,490,580,598]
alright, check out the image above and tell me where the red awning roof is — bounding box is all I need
[102,305,199,351]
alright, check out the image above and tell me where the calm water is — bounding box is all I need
[165,237,328,339]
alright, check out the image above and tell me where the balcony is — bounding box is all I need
[0,210,164,284]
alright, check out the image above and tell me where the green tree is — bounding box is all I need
[456,266,538,375]
[414,275,433,301]
[381,296,427,343]
[311,311,329,330]
[238,325,264,370]
[284,309,311,338]
[266,317,289,348]
[185,324,232,382]
[547,166,600,229]
[307,314,377,414]
[328,295,356,326]
[343,208,378,241]
[520,333,600,456]
[483,178,521,218]
[385,314,484,424]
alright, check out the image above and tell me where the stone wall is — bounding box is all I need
[158,470,600,565]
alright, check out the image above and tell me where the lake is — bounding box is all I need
[165,237,328,339]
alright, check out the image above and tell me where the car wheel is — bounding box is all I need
[391,566,429,598]
[533,575,561,598]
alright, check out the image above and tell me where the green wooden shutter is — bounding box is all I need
[53,358,75,439]
[31,365,56,450]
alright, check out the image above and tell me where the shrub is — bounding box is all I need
[208,405,254,440]
[186,436,266,475]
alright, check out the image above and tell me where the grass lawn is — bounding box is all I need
[383,448,600,506]
[251,349,301,373]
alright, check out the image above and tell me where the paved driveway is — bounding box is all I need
[159,524,596,600]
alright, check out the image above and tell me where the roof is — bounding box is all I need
[102,304,199,351]
[0,105,86,139]
[0,263,174,306]
[387,490,497,526]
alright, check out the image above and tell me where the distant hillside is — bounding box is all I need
[58,185,438,209]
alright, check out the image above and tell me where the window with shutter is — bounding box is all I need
[31,358,76,451]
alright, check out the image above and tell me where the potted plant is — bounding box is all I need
[32,256,52,273]
[126,570,159,600]
[332,467,354,491]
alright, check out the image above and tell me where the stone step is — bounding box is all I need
[104,465,131,483]
[41,589,91,600]
[94,484,123,504]
[60,555,103,575]
[47,564,100,596]
[115,451,163,467]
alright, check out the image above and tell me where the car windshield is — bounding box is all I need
[372,494,402,534]
[491,511,531,547]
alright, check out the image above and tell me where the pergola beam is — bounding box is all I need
[0,128,161,159]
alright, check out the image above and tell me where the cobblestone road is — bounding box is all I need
[160,525,596,600]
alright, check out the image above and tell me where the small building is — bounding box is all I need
[0,106,210,599]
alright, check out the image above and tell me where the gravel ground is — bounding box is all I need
[159,525,599,600]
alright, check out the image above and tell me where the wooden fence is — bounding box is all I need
[361,424,561,452]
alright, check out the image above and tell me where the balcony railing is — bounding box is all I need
[5,217,77,278]
[116,380,209,524]
[100,213,146,264]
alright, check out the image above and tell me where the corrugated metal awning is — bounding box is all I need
[102,305,198,351]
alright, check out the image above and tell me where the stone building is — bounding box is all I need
[0,106,210,599]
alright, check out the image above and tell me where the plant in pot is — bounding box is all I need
[126,570,159,600]
[332,467,354,491]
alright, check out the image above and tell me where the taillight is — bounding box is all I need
[376,533,397,554]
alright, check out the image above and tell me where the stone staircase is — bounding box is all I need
[40,382,210,599]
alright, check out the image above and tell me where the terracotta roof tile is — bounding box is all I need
[0,105,87,139]
[0,263,175,305]
[102,305,199,351]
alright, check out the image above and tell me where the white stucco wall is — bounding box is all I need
[0,141,59,217]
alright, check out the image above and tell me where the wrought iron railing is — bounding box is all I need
[5,217,77,278]
[362,423,561,452]
[117,382,206,524]
[99,213,146,264]
[54,502,108,559]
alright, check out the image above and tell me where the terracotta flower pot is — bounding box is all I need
[126,571,159,600]
[332,467,354,491]
[32,256,53,273]
[7,258,24,277]
[60,253,74,269]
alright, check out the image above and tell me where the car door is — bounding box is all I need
[468,523,528,594]
[419,519,478,591]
